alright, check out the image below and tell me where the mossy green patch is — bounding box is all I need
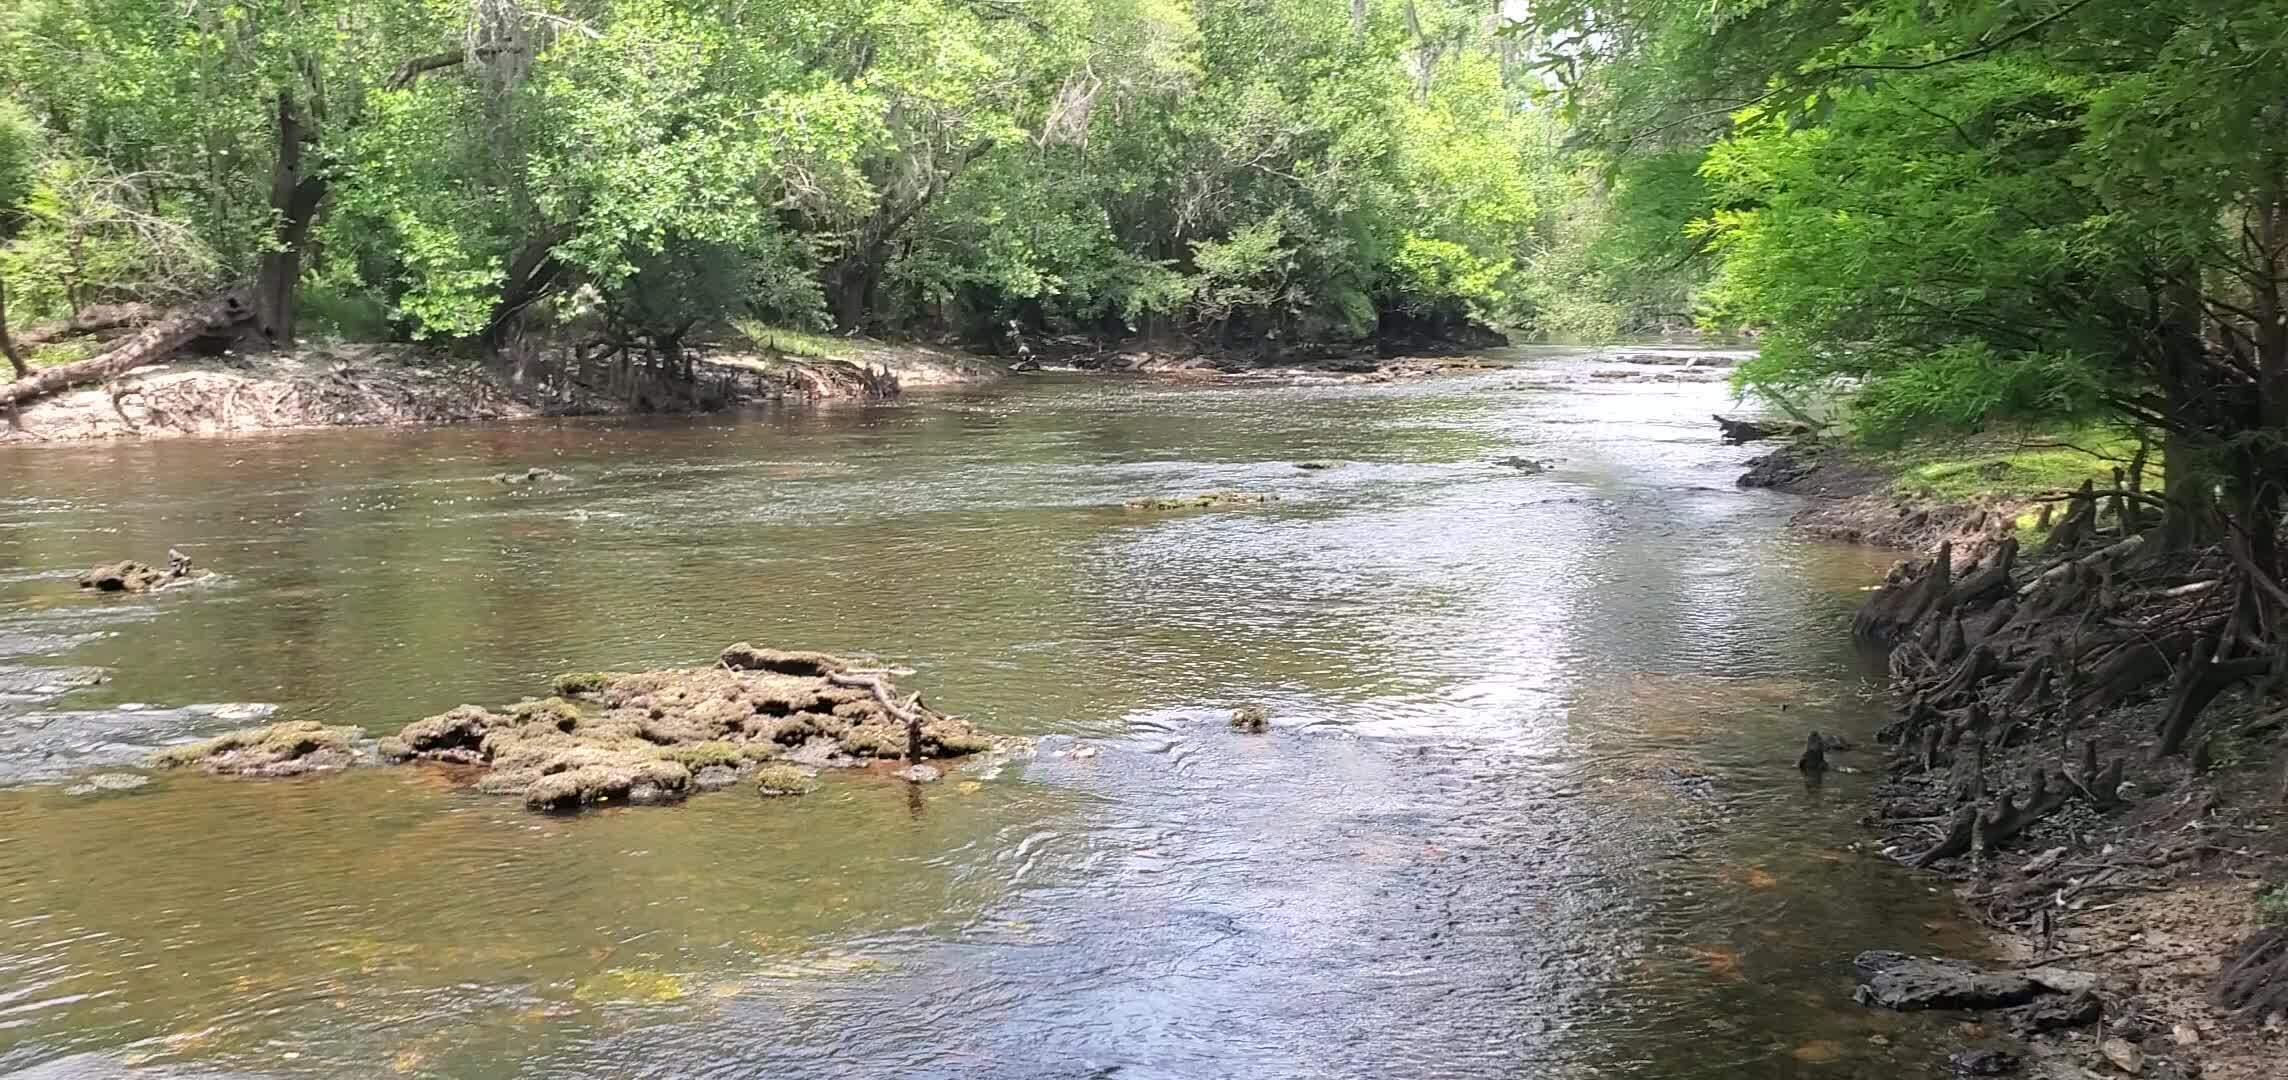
[730,318,852,360]
[2258,884,2288,927]
[1880,425,2157,503]
[550,671,619,696]
[753,763,817,796]
[657,740,761,769]
[150,720,365,775]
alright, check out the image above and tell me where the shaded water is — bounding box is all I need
[0,348,1979,1078]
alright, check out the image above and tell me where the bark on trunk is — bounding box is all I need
[0,291,250,408]
[0,278,26,379]
[253,92,327,347]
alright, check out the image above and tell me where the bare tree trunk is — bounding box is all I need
[0,278,27,379]
[2229,184,2288,645]
[253,91,327,347]
[2158,277,2219,549]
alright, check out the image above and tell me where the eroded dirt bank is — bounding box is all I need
[3,341,1009,442]
[1751,438,2288,1080]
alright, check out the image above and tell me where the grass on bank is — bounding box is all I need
[1876,424,2156,503]
[729,318,854,361]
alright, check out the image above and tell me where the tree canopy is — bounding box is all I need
[0,0,1604,357]
[1529,0,2288,613]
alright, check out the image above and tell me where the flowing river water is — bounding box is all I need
[0,348,1987,1078]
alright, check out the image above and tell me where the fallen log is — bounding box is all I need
[0,291,250,410]
[1712,414,1808,444]
[13,302,160,348]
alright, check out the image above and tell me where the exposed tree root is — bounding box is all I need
[2213,929,2288,1019]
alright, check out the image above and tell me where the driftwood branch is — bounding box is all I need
[0,291,251,409]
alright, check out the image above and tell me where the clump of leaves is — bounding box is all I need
[2259,884,2288,928]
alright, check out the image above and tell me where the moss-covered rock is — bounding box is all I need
[550,671,618,696]
[151,721,365,776]
[656,740,761,769]
[523,758,691,812]
[76,560,182,593]
[754,763,817,796]
[375,643,1001,812]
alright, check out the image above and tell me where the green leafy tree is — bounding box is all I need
[0,98,40,376]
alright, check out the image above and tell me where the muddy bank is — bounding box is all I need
[6,346,535,441]
[4,338,1008,443]
[1755,439,2288,1078]
[150,643,1006,811]
[1743,442,2026,556]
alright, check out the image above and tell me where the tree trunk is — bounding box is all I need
[0,291,250,408]
[829,259,876,332]
[2233,184,2288,644]
[2157,275,2221,549]
[482,231,562,353]
[0,278,27,379]
[253,92,327,347]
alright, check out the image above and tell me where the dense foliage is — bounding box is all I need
[0,0,1611,356]
[1529,0,2288,632]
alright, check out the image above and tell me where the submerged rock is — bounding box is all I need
[1294,460,1343,471]
[1229,706,1270,733]
[493,467,570,486]
[76,550,196,593]
[1122,491,1277,512]
[384,643,996,811]
[150,720,365,777]
[1852,951,2050,1011]
[894,762,943,784]
[63,772,152,796]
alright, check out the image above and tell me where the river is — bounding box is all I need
[0,348,1983,1078]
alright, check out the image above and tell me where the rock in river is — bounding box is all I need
[76,549,196,593]
[383,643,999,812]
[63,772,152,797]
[1122,491,1276,512]
[1852,951,2050,1011]
[150,720,366,777]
